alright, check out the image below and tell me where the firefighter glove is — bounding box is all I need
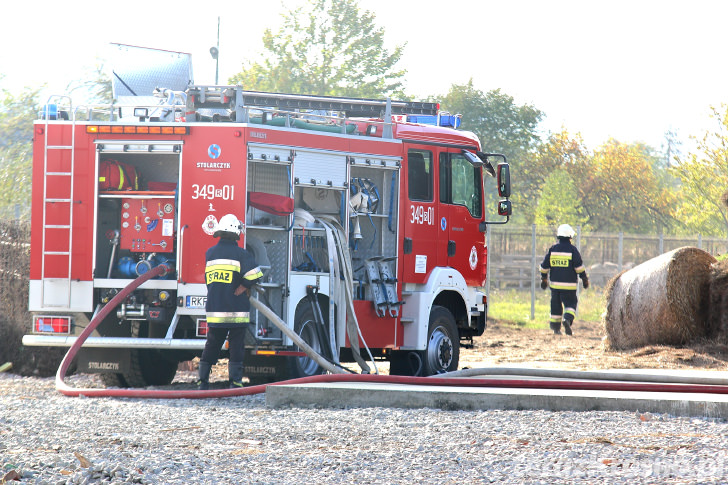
[540,278,548,290]
[580,274,589,289]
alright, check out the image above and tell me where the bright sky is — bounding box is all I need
[2,0,727,154]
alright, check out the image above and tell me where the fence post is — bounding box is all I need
[530,224,536,320]
[576,226,582,314]
[659,233,664,254]
[618,232,623,272]
[576,225,582,250]
[698,234,702,249]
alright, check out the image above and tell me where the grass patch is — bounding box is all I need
[488,286,606,328]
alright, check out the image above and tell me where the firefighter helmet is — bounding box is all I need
[214,214,243,238]
[557,224,575,238]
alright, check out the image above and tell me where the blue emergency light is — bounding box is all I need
[406,113,462,129]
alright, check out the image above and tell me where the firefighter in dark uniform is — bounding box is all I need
[539,224,589,335]
[198,214,263,390]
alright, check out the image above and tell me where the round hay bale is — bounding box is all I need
[603,247,716,350]
[708,258,728,339]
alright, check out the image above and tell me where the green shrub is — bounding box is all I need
[0,219,65,376]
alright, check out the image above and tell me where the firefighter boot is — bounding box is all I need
[550,321,561,335]
[229,361,244,388]
[197,361,212,390]
[562,315,574,336]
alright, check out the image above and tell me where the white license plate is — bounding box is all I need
[186,296,207,309]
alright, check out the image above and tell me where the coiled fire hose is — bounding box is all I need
[55,265,728,398]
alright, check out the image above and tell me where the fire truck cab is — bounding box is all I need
[24,83,511,386]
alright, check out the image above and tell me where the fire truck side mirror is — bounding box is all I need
[461,149,483,167]
[497,200,512,217]
[497,163,511,198]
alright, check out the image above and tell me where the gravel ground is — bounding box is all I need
[3,373,728,484]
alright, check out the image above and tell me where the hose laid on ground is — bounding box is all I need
[55,264,728,399]
[438,366,728,385]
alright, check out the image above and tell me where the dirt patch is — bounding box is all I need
[460,319,728,371]
[167,319,728,384]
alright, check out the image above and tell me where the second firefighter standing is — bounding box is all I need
[539,224,589,336]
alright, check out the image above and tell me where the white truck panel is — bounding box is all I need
[28,279,94,312]
[400,267,470,350]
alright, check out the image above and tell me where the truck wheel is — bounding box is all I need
[389,351,423,376]
[287,304,325,379]
[100,373,128,388]
[122,350,179,387]
[140,350,179,385]
[422,305,460,376]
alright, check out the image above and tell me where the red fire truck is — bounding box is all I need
[23,84,512,387]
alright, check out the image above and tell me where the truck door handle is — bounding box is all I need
[448,240,456,257]
[178,224,188,283]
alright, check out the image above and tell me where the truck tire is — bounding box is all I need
[100,373,128,388]
[121,350,179,387]
[286,303,326,379]
[422,305,460,376]
[389,351,423,376]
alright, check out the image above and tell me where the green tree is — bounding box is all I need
[518,128,590,224]
[534,169,586,228]
[436,80,543,223]
[66,62,113,106]
[576,140,675,233]
[0,80,39,220]
[437,80,543,164]
[229,0,406,98]
[671,104,728,237]
[661,129,682,169]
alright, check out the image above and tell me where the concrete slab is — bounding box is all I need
[265,371,728,418]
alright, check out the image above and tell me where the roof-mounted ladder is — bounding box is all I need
[186,85,438,129]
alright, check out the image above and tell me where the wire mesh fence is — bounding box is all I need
[486,224,728,319]
[487,224,728,290]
